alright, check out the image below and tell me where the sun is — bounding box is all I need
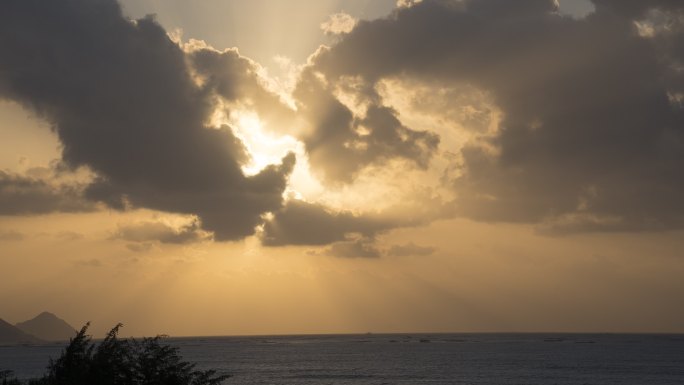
[231,111,324,199]
[232,111,296,176]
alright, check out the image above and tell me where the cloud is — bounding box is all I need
[125,242,155,253]
[75,258,103,268]
[112,219,212,245]
[293,67,439,183]
[397,0,424,8]
[387,242,436,257]
[321,13,358,35]
[323,237,382,258]
[4,0,682,249]
[307,239,436,259]
[301,0,684,232]
[0,0,295,240]
[188,45,298,133]
[0,230,24,241]
[592,0,684,17]
[0,170,94,215]
[55,231,85,241]
[261,200,393,246]
[262,196,448,252]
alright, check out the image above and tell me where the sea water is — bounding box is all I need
[1,334,683,384]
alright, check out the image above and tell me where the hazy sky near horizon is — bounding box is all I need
[1,0,684,337]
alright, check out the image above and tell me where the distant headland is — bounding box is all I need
[0,312,76,345]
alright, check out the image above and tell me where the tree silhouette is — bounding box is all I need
[28,323,229,385]
[0,370,22,385]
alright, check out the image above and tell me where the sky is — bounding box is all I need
[1,0,683,337]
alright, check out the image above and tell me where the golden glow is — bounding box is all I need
[3,212,684,336]
[232,112,299,175]
[2,0,683,340]
[0,101,61,171]
[229,110,324,200]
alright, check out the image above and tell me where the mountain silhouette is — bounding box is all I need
[0,318,42,345]
[15,312,77,342]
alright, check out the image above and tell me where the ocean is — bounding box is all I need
[1,333,683,384]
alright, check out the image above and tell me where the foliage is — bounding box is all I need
[0,370,22,385]
[27,323,230,385]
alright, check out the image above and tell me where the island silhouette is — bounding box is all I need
[15,312,76,342]
[0,312,76,345]
[0,318,41,345]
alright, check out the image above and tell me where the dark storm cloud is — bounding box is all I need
[112,219,211,245]
[293,57,439,183]
[592,0,684,17]
[189,47,298,134]
[262,198,446,257]
[0,0,294,240]
[0,170,94,215]
[303,0,684,232]
[261,200,393,246]
[4,0,683,251]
